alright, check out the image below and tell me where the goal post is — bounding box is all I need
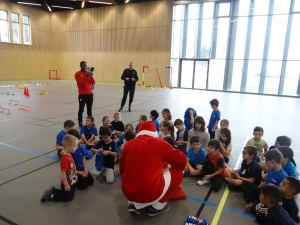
[49,70,60,80]
[142,66,172,89]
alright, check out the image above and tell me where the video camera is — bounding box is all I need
[86,67,95,77]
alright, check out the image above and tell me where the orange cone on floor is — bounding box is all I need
[23,87,27,95]
[26,88,30,96]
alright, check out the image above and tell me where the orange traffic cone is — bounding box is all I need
[23,87,27,95]
[26,88,30,96]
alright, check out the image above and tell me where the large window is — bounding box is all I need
[0,10,9,42]
[11,12,20,43]
[170,0,300,96]
[22,15,30,45]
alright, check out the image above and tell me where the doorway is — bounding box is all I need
[179,59,209,89]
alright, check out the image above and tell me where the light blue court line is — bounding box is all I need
[33,162,41,166]
[12,169,22,174]
[4,127,59,143]
[224,207,256,218]
[186,196,217,207]
[0,142,59,161]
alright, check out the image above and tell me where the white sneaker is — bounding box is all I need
[197,179,210,186]
[91,168,101,176]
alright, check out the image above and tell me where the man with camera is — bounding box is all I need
[75,61,95,128]
[118,62,139,112]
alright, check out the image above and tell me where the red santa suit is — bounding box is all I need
[120,121,186,210]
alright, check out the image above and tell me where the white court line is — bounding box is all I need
[234,100,264,170]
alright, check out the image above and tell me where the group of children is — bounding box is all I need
[40,98,299,224]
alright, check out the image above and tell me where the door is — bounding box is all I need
[179,59,209,89]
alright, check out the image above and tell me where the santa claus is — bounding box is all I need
[120,121,186,216]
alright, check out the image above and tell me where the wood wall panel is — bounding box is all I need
[0,0,173,82]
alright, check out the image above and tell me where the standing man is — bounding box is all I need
[118,62,139,112]
[75,61,95,128]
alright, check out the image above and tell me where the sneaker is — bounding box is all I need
[118,107,123,112]
[91,168,101,176]
[128,107,131,112]
[197,179,210,186]
[41,185,55,202]
[96,169,105,180]
[186,215,208,225]
[128,203,142,215]
[148,204,170,217]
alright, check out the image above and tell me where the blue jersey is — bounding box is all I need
[71,144,85,171]
[266,168,287,186]
[80,125,98,141]
[56,130,67,156]
[208,110,221,130]
[152,119,160,132]
[241,159,262,186]
[118,133,126,144]
[187,147,206,166]
[283,161,298,179]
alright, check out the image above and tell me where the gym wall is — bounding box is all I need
[0,0,54,81]
[0,0,173,86]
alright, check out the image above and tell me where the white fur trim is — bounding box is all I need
[136,130,158,138]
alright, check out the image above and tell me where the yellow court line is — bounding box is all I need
[211,187,230,225]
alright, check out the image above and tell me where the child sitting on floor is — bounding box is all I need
[91,127,118,184]
[184,136,206,177]
[160,108,173,125]
[226,145,262,191]
[256,185,294,225]
[55,119,75,157]
[99,116,115,140]
[111,112,125,138]
[278,146,298,179]
[174,118,189,154]
[118,130,136,163]
[246,126,268,157]
[251,176,300,224]
[219,128,232,164]
[68,129,94,190]
[159,120,174,139]
[150,110,160,132]
[214,119,229,141]
[118,123,134,147]
[196,140,226,192]
[41,135,78,202]
[135,115,147,133]
[80,116,98,149]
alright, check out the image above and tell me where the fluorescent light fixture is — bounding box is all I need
[89,1,112,4]
[52,5,74,9]
[46,4,52,11]
[125,0,129,3]
[17,2,41,6]
[81,1,85,8]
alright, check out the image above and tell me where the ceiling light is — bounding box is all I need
[89,1,112,4]
[46,4,52,11]
[17,2,41,6]
[81,1,85,8]
[52,5,74,9]
[125,0,129,3]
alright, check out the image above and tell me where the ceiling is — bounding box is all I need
[8,0,161,12]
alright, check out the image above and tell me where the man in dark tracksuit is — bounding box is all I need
[118,62,139,112]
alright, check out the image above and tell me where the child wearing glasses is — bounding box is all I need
[247,177,300,224]
[225,145,262,191]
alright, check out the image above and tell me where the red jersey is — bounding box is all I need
[207,152,226,178]
[60,154,78,185]
[74,70,95,94]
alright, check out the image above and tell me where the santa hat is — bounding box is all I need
[136,121,158,138]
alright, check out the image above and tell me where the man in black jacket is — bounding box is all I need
[118,62,139,112]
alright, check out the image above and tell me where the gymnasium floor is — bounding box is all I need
[0,80,299,225]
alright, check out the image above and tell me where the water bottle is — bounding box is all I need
[185,215,208,225]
